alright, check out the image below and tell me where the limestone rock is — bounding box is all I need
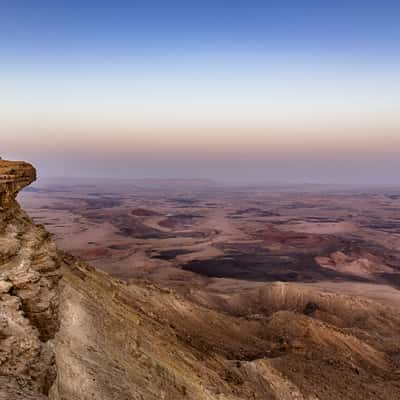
[0,279,12,294]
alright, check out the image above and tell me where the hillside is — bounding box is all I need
[1,160,400,400]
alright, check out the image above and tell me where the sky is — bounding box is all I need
[1,1,400,183]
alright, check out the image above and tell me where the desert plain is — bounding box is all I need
[20,178,400,308]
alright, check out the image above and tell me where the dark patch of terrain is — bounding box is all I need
[303,216,345,223]
[362,221,400,233]
[23,186,72,193]
[108,244,127,250]
[112,215,172,239]
[386,194,400,200]
[205,202,219,208]
[182,251,370,283]
[375,272,400,289]
[254,228,349,255]
[229,208,280,218]
[39,196,123,211]
[84,197,123,209]
[152,249,193,260]
[159,214,204,229]
[131,208,161,216]
[167,198,199,206]
[283,202,320,209]
[87,213,209,240]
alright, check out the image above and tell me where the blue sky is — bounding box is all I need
[1,1,400,182]
[2,1,400,60]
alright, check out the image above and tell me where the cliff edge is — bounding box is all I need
[0,160,61,399]
[0,160,36,208]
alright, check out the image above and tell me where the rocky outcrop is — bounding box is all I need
[0,160,61,399]
[0,160,36,208]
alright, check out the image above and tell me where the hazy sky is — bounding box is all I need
[1,1,400,183]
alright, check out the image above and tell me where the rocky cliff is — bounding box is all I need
[0,161,37,208]
[1,160,400,400]
[0,161,61,399]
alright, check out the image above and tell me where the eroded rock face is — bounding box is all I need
[0,160,36,208]
[0,160,61,399]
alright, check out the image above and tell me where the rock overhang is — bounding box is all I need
[0,160,36,207]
